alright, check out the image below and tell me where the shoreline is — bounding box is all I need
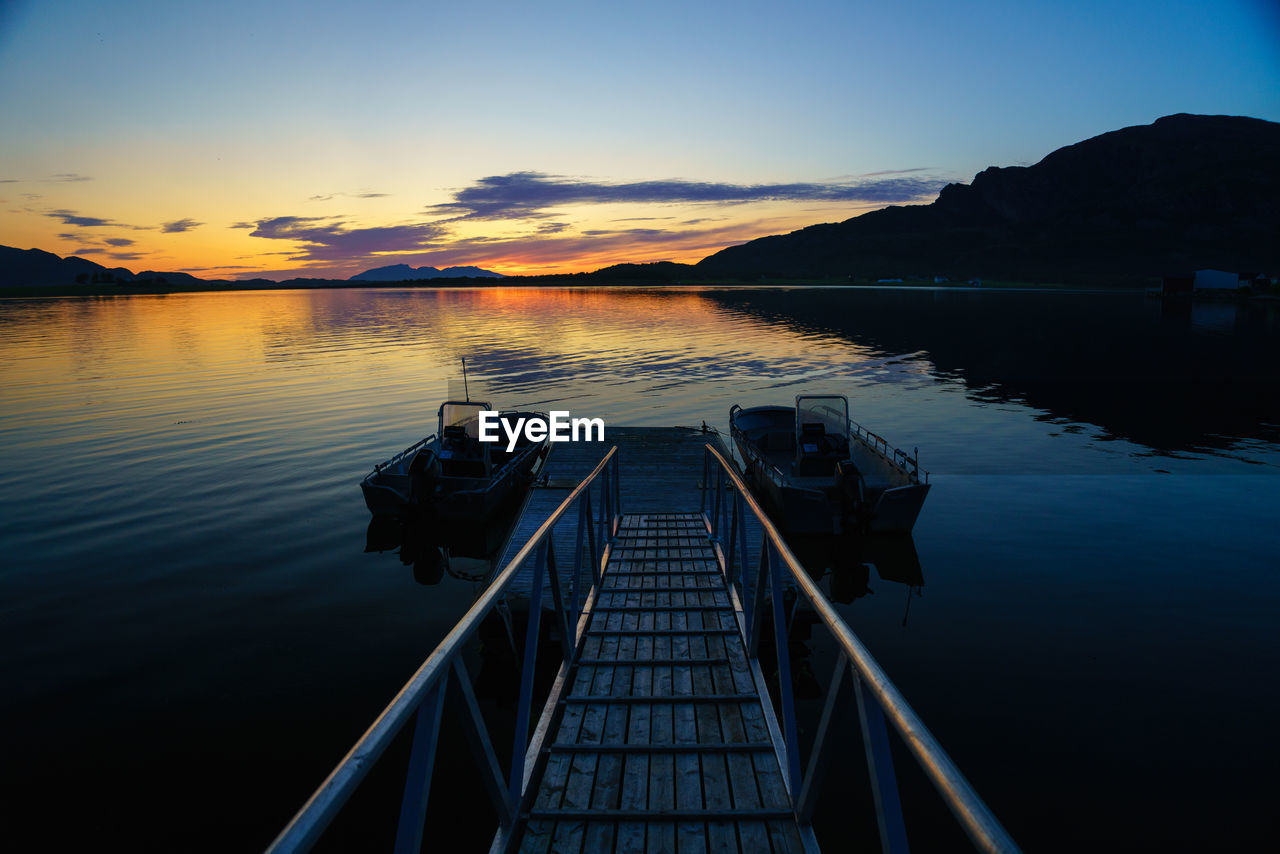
[0,278,1160,300]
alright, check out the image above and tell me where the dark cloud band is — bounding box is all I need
[248,216,446,262]
[47,209,115,227]
[430,171,949,220]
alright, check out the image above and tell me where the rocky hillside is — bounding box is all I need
[696,114,1280,284]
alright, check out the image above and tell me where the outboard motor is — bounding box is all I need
[834,459,865,505]
[834,459,871,533]
[409,449,442,505]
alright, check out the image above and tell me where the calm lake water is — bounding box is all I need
[1,286,1277,851]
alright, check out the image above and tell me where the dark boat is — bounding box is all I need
[361,400,548,519]
[730,394,930,535]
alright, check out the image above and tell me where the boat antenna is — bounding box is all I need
[462,357,470,401]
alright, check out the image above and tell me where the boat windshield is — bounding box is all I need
[438,401,490,439]
[795,395,849,441]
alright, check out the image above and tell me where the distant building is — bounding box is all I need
[933,275,949,284]
[1194,269,1240,290]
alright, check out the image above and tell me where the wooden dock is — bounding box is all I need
[268,426,1020,854]
[515,511,809,853]
[493,427,763,602]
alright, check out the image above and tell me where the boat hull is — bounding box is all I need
[361,431,547,520]
[730,402,929,535]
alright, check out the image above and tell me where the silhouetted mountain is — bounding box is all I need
[585,262,697,282]
[696,114,1280,284]
[0,246,136,287]
[132,270,207,287]
[349,263,503,281]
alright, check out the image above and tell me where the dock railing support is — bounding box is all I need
[265,446,621,854]
[700,444,1020,854]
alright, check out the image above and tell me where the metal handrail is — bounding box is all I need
[701,443,1018,854]
[266,446,621,854]
[850,418,929,484]
[373,433,437,473]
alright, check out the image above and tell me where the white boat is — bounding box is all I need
[361,400,548,519]
[730,394,930,534]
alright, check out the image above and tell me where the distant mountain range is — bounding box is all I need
[696,113,1280,283]
[348,264,503,281]
[3,114,1276,291]
[0,249,504,290]
[0,246,209,289]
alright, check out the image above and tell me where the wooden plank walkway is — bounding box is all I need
[514,512,807,854]
[493,427,762,602]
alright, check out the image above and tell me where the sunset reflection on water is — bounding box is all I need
[1,285,1277,853]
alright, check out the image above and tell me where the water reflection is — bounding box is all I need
[790,532,924,618]
[2,286,1278,853]
[705,288,1280,457]
[364,492,525,586]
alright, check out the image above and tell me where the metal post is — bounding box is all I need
[725,489,739,585]
[748,535,770,658]
[701,447,710,514]
[768,541,803,792]
[543,537,574,662]
[393,684,447,854]
[597,468,607,552]
[583,490,600,587]
[611,453,620,532]
[736,493,750,598]
[856,675,910,854]
[571,493,587,622]
[796,655,851,824]
[711,469,723,540]
[721,473,731,543]
[450,659,515,829]
[507,541,546,805]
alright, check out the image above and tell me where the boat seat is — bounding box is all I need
[793,455,839,477]
[443,458,488,478]
[758,431,796,452]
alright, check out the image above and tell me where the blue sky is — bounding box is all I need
[2,0,1277,277]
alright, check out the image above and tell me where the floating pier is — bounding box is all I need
[267,428,1019,854]
[517,511,805,852]
[494,426,762,601]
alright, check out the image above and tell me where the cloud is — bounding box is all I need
[857,168,931,177]
[308,191,390,201]
[47,209,115,227]
[2,173,92,184]
[105,237,135,247]
[71,247,105,255]
[108,252,144,261]
[247,215,447,262]
[429,171,950,221]
[161,218,203,233]
[229,221,256,229]
[242,219,783,280]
